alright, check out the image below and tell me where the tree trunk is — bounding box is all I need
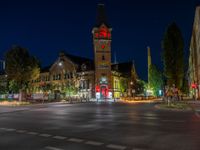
[19,89,26,101]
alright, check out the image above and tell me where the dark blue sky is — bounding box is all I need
[0,0,198,80]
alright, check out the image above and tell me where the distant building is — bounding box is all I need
[0,4,140,99]
[29,52,136,99]
[188,6,200,99]
[30,4,139,99]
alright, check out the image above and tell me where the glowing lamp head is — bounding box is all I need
[58,62,62,66]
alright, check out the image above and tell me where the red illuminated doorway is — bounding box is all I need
[100,85,108,98]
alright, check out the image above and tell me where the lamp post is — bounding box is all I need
[130,81,133,97]
[57,59,64,100]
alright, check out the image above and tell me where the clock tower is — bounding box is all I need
[92,4,112,99]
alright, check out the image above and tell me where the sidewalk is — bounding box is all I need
[188,101,200,115]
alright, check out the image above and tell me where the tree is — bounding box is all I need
[0,85,8,94]
[162,22,184,89]
[135,80,145,95]
[5,46,40,101]
[149,64,164,96]
[9,80,20,93]
[39,82,52,102]
[39,82,52,93]
[120,78,128,96]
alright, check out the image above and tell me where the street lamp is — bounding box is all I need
[58,62,62,66]
[130,81,133,97]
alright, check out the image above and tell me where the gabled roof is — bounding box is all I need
[43,52,94,73]
[112,61,139,79]
[65,53,94,72]
[64,53,93,66]
[112,61,133,76]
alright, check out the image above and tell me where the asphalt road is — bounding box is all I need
[0,102,200,150]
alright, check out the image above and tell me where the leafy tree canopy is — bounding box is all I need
[149,64,164,96]
[5,46,40,90]
[162,22,184,89]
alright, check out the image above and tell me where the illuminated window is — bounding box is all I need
[100,77,107,84]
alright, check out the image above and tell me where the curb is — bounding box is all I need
[155,104,193,112]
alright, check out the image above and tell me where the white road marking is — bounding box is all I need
[106,144,127,150]
[85,140,104,146]
[68,138,84,143]
[0,127,7,130]
[4,128,16,131]
[16,130,27,133]
[53,136,67,140]
[27,132,38,135]
[39,133,52,137]
[45,146,64,150]
[0,127,130,150]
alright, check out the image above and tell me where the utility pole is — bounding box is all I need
[147,46,152,84]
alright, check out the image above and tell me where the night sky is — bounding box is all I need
[0,0,198,80]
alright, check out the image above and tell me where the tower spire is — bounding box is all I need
[132,60,138,79]
[96,4,109,27]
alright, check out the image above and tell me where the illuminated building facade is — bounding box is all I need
[29,52,136,99]
[30,52,95,99]
[188,6,200,99]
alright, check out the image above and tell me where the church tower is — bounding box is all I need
[92,4,112,99]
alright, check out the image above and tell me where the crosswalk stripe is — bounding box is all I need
[16,130,27,133]
[106,144,127,150]
[85,140,104,146]
[27,132,38,135]
[53,136,67,140]
[68,138,84,143]
[45,146,64,150]
[40,133,52,137]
